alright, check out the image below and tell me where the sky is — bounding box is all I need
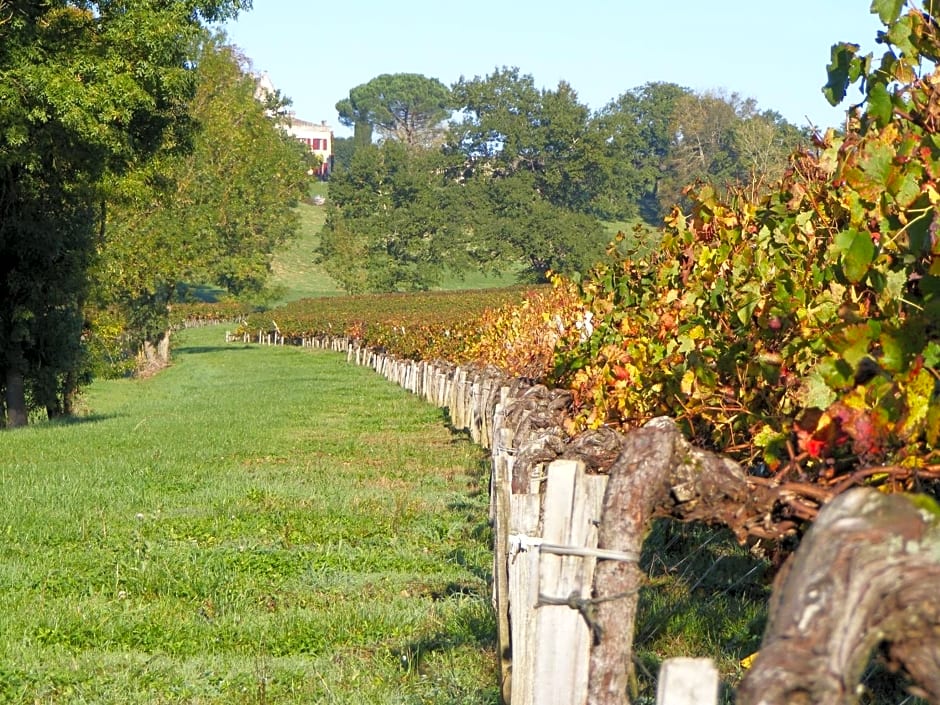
[220,1,887,139]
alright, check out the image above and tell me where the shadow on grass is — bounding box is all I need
[174,344,256,355]
[42,412,119,427]
[393,596,498,675]
[633,520,770,704]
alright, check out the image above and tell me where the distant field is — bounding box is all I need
[267,183,342,303]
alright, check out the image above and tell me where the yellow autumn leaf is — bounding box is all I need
[680,369,695,396]
[926,183,940,205]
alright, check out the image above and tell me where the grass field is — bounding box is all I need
[0,327,498,704]
[268,204,342,304]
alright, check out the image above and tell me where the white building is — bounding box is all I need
[254,72,334,177]
[286,117,333,178]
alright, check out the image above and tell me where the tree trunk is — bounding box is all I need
[138,330,171,376]
[737,487,940,705]
[61,368,78,416]
[5,368,28,427]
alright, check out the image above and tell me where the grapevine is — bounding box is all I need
[548,3,940,497]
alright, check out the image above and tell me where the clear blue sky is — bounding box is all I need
[220,1,886,138]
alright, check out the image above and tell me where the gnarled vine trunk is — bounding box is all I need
[585,417,778,704]
[138,330,171,376]
[737,487,940,705]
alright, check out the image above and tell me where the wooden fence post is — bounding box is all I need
[531,459,607,705]
[491,399,516,705]
[507,491,541,705]
[656,658,718,705]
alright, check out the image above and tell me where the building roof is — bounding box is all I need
[287,115,333,131]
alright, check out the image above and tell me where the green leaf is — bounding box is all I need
[889,168,922,207]
[800,370,838,409]
[871,0,906,24]
[879,333,906,372]
[834,228,876,282]
[886,13,917,56]
[880,268,908,304]
[924,341,940,367]
[823,43,862,106]
[908,210,933,254]
[859,140,895,186]
[830,321,879,367]
[867,81,893,127]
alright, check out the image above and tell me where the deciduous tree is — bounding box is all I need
[447,67,609,279]
[590,82,691,222]
[0,0,246,426]
[319,141,458,292]
[93,37,308,373]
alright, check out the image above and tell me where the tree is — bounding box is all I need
[336,73,452,148]
[447,67,609,279]
[0,0,246,427]
[731,109,806,197]
[658,90,807,213]
[331,135,357,172]
[590,82,691,222]
[658,90,741,211]
[93,37,308,373]
[454,171,609,282]
[323,68,612,292]
[319,140,458,292]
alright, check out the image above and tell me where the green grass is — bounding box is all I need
[268,200,343,303]
[633,521,770,703]
[438,267,522,291]
[0,326,497,704]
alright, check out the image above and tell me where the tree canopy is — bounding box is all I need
[336,73,452,149]
[0,1,315,426]
[92,38,308,373]
[0,1,248,425]
[321,68,805,293]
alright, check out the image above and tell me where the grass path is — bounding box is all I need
[0,327,497,704]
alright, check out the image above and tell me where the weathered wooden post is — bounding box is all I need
[656,658,718,705]
[530,459,608,705]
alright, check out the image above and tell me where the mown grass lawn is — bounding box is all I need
[0,326,497,704]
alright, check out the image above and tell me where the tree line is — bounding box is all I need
[0,2,310,427]
[320,69,808,292]
[0,5,808,428]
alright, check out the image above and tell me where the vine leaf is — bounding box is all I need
[824,43,863,106]
[870,0,906,25]
[834,228,876,283]
[867,82,894,127]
